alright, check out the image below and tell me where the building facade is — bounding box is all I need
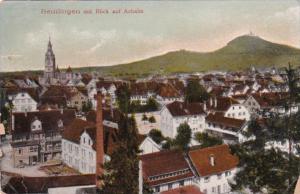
[11,109,76,167]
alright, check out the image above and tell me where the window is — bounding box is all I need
[203,189,207,194]
[18,149,22,154]
[225,171,231,177]
[217,185,221,194]
[155,186,160,192]
[204,177,210,183]
[179,180,184,186]
[212,187,215,193]
[168,183,172,189]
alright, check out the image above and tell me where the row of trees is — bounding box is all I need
[231,64,300,193]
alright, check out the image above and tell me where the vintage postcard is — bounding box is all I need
[1,0,300,194]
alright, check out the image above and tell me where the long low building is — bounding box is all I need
[140,144,239,194]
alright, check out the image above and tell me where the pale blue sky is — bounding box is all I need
[0,0,300,72]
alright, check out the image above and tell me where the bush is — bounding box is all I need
[148,116,156,123]
[149,129,163,144]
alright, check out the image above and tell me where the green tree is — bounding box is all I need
[148,116,156,123]
[185,80,209,103]
[194,132,223,148]
[82,100,93,112]
[116,84,131,113]
[101,114,140,194]
[174,123,192,151]
[148,129,164,144]
[142,113,148,121]
[231,147,300,194]
[145,98,159,111]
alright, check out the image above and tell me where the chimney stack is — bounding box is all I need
[209,154,215,166]
[96,94,104,188]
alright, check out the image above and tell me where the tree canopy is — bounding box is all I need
[100,114,140,194]
[174,122,192,151]
[185,80,209,103]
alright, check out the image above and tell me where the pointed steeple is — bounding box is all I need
[44,37,56,80]
[47,36,53,53]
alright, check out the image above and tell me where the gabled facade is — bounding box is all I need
[160,101,206,138]
[139,136,161,155]
[11,109,76,167]
[10,92,37,112]
[188,145,239,194]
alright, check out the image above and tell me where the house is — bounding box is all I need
[62,118,151,174]
[188,144,239,194]
[205,113,249,144]
[206,97,251,121]
[67,89,88,111]
[9,92,38,113]
[40,86,88,110]
[61,117,121,174]
[96,81,117,104]
[139,136,161,155]
[3,174,95,194]
[130,82,156,105]
[160,101,206,138]
[11,109,76,167]
[156,84,184,105]
[244,92,298,116]
[160,185,203,194]
[140,149,195,193]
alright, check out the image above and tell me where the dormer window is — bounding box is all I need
[31,118,42,131]
[57,119,63,128]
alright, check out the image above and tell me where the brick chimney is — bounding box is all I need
[96,94,104,188]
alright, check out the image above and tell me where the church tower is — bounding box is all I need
[44,37,56,80]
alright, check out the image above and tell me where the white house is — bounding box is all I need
[160,101,206,138]
[156,84,184,105]
[188,144,239,194]
[140,144,239,194]
[139,136,161,155]
[140,149,195,193]
[62,119,97,174]
[9,92,37,113]
[206,97,251,121]
[205,113,250,144]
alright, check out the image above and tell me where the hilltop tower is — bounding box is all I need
[44,37,56,80]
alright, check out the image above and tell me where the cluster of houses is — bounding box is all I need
[1,39,300,194]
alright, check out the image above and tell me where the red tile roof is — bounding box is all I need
[140,149,190,177]
[206,113,246,131]
[158,84,181,98]
[161,185,203,194]
[206,97,239,112]
[188,144,239,176]
[166,101,205,117]
[3,174,95,194]
[140,149,194,186]
[13,109,76,135]
[62,118,118,154]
